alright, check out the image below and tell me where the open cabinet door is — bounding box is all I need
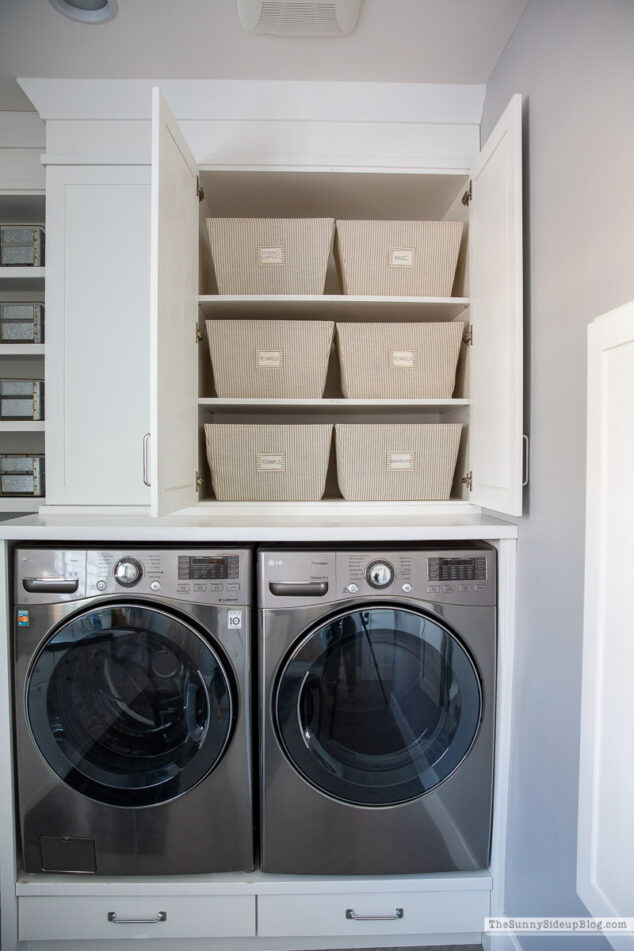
[150,87,199,516]
[468,94,523,516]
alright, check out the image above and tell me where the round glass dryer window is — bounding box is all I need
[274,606,482,806]
[26,603,235,807]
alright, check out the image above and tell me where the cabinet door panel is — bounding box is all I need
[469,94,523,516]
[150,87,199,516]
[45,165,150,506]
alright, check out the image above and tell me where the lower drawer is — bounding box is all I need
[19,895,256,941]
[257,889,490,937]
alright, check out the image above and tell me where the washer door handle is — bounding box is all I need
[269,582,328,597]
[346,908,404,921]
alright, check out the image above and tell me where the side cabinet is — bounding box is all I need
[45,165,151,507]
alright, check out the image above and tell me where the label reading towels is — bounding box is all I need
[257,452,286,471]
[388,451,416,471]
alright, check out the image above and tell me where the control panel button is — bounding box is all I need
[366,560,394,588]
[226,583,239,591]
[347,583,359,594]
[96,580,107,592]
[401,582,412,593]
[150,581,161,591]
[113,558,143,587]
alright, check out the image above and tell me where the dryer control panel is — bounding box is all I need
[15,548,251,604]
[258,547,496,608]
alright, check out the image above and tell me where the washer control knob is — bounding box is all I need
[96,580,107,592]
[366,560,394,588]
[150,581,161,592]
[347,583,359,594]
[402,582,413,593]
[114,558,143,587]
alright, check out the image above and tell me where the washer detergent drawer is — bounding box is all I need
[19,895,256,941]
[257,889,490,937]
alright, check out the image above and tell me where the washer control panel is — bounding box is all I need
[259,548,495,607]
[16,548,251,604]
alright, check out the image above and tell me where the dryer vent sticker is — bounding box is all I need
[17,610,29,626]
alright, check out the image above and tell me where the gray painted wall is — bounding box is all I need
[482,2,634,948]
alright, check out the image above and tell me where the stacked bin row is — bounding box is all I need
[204,218,465,502]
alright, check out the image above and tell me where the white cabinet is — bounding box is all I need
[150,89,523,519]
[45,165,151,506]
[0,193,46,513]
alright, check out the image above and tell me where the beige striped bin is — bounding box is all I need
[205,424,333,501]
[335,423,462,501]
[206,320,334,398]
[207,218,335,294]
[336,322,465,398]
[335,220,464,296]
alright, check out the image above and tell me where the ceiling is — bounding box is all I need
[0,0,529,113]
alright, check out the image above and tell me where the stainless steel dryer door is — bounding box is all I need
[274,605,482,806]
[26,602,235,807]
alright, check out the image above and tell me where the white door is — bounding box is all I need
[578,301,634,949]
[468,94,523,517]
[150,87,199,516]
[45,164,151,506]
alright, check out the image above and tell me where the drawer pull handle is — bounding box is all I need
[346,908,404,921]
[107,911,167,924]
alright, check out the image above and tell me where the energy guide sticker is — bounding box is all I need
[17,611,29,627]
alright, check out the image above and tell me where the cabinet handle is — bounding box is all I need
[143,432,151,487]
[108,911,166,924]
[522,433,529,487]
[346,908,404,921]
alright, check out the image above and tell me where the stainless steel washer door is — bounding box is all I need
[26,602,235,807]
[274,605,482,806]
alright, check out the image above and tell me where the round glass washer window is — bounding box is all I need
[274,605,482,806]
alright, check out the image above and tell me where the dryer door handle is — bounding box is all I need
[269,581,329,597]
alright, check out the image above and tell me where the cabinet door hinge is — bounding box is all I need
[196,325,203,343]
[463,324,473,346]
[196,177,205,202]
[461,180,472,206]
[195,471,203,489]
[462,470,473,492]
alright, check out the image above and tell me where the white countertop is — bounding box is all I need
[0,510,518,541]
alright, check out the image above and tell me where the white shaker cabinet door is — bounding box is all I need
[578,301,634,948]
[468,94,523,517]
[45,164,151,506]
[149,87,199,516]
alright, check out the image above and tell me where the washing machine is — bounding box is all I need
[259,544,496,875]
[13,546,254,875]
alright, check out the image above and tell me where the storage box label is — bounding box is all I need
[257,246,286,266]
[387,451,416,471]
[388,248,416,268]
[389,349,416,368]
[257,452,286,471]
[256,350,284,368]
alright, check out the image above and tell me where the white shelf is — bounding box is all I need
[0,344,44,356]
[199,397,469,414]
[199,295,469,322]
[0,266,45,280]
[0,421,44,432]
[0,498,41,513]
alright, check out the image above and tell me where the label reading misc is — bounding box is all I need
[257,452,286,472]
[388,248,416,268]
[257,246,286,266]
[17,610,29,626]
[387,451,416,471]
[228,610,242,629]
[389,349,416,369]
[256,349,283,368]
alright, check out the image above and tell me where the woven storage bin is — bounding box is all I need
[336,321,464,399]
[207,320,334,398]
[205,424,332,501]
[335,220,463,296]
[0,225,45,266]
[207,218,335,294]
[335,423,462,501]
[0,302,44,343]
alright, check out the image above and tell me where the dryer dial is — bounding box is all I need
[114,558,143,587]
[366,560,394,588]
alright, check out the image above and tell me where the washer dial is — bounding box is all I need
[366,560,394,588]
[113,557,143,587]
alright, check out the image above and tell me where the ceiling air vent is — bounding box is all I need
[237,0,362,37]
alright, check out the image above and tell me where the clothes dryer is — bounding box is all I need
[14,547,253,875]
[259,545,496,875]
